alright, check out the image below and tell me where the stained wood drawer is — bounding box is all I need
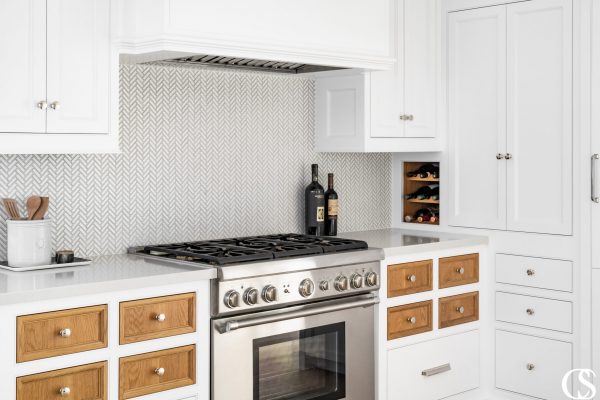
[496,330,572,400]
[120,292,196,344]
[496,254,573,292]
[387,330,480,400]
[119,345,196,399]
[387,300,433,340]
[439,253,479,288]
[388,260,433,297]
[17,305,108,362]
[439,292,479,329]
[496,292,572,333]
[17,361,107,400]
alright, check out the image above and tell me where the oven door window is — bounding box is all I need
[253,322,346,400]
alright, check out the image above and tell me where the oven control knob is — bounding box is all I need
[262,285,278,303]
[350,274,363,289]
[243,288,259,305]
[319,280,329,291]
[365,272,378,287]
[299,279,315,298]
[223,290,240,308]
[334,275,349,292]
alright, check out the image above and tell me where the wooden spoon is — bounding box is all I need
[2,198,21,220]
[26,196,42,220]
[32,196,49,220]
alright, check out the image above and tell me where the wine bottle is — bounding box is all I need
[325,173,338,236]
[416,207,440,223]
[406,164,439,179]
[430,185,440,200]
[305,164,325,236]
[405,185,439,200]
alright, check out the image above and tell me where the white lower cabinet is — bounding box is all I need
[496,292,572,333]
[496,330,572,400]
[387,330,480,400]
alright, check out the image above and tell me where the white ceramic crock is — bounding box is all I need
[7,219,52,268]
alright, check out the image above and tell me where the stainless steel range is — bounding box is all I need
[130,233,383,400]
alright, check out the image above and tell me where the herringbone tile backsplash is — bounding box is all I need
[0,64,391,259]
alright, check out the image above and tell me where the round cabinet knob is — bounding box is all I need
[223,290,240,308]
[456,267,465,275]
[350,274,363,289]
[319,280,330,291]
[155,367,165,376]
[244,288,259,305]
[37,100,48,110]
[526,308,535,316]
[407,274,417,283]
[407,316,417,324]
[365,272,378,287]
[505,153,513,160]
[526,363,535,371]
[154,313,166,322]
[456,306,465,314]
[59,387,71,396]
[526,269,536,276]
[49,101,61,110]
[59,328,72,338]
[262,285,277,303]
[496,153,505,160]
[299,279,315,298]
[334,275,349,292]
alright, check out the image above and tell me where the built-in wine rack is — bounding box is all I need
[403,161,440,225]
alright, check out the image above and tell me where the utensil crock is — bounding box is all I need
[7,219,52,268]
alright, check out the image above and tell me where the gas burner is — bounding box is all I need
[144,242,273,265]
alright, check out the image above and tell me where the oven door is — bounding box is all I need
[212,294,377,400]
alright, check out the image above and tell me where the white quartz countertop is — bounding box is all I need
[0,254,216,305]
[341,228,488,258]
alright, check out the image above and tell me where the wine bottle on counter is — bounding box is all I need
[325,173,338,236]
[404,184,439,200]
[305,164,325,236]
[406,164,440,179]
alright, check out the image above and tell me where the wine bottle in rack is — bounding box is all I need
[406,164,440,179]
[404,184,439,200]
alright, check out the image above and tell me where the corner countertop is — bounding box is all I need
[0,254,216,305]
[341,228,488,258]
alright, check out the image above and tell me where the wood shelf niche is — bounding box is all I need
[403,161,440,226]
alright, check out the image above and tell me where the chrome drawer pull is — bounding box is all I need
[456,306,465,314]
[526,308,535,316]
[407,316,417,324]
[154,313,166,322]
[526,363,535,371]
[407,274,417,283]
[59,387,71,396]
[526,269,535,276]
[58,328,72,338]
[422,363,451,377]
[456,267,465,275]
[155,367,165,376]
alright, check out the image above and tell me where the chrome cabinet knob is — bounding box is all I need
[407,274,417,283]
[364,272,378,287]
[262,285,277,302]
[407,115,414,121]
[37,100,48,110]
[154,313,166,322]
[526,363,535,371]
[456,306,465,314]
[496,153,505,160]
[456,267,465,275]
[350,274,363,289]
[244,287,259,305]
[155,367,165,376]
[49,101,61,110]
[526,269,535,276]
[59,387,71,396]
[407,316,417,324]
[526,308,535,315]
[399,115,407,121]
[59,328,72,338]
[505,153,513,160]
[319,280,329,291]
[299,279,315,297]
[223,290,240,308]
[334,275,349,292]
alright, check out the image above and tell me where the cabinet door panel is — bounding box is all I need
[403,0,436,138]
[0,0,46,133]
[506,0,572,235]
[448,6,507,230]
[593,0,600,268]
[46,0,110,134]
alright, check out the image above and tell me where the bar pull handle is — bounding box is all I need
[421,363,451,377]
[593,154,600,203]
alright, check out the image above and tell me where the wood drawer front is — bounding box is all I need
[17,305,108,363]
[119,345,196,399]
[496,292,572,333]
[439,292,479,329]
[120,293,196,344]
[439,253,479,288]
[496,331,572,400]
[388,330,479,400]
[387,300,433,340]
[17,361,107,400]
[496,254,573,292]
[388,260,433,297]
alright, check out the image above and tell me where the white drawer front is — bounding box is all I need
[496,331,572,400]
[496,292,572,333]
[387,330,479,400]
[496,254,572,292]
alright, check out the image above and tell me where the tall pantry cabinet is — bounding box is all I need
[447,0,572,235]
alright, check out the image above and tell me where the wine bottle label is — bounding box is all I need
[317,206,325,222]
[328,199,338,217]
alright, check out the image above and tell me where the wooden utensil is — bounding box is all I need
[26,196,42,220]
[2,198,21,220]
[32,197,49,220]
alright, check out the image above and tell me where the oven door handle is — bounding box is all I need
[219,295,379,334]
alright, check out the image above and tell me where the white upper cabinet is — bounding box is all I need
[119,0,394,70]
[315,0,439,152]
[447,0,573,236]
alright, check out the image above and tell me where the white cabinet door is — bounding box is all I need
[448,6,507,230]
[506,0,572,235]
[0,0,46,133]
[46,0,110,134]
[403,0,436,138]
[592,0,600,268]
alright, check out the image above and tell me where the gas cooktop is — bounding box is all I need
[136,234,369,266]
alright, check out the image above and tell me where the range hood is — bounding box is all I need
[143,53,344,74]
